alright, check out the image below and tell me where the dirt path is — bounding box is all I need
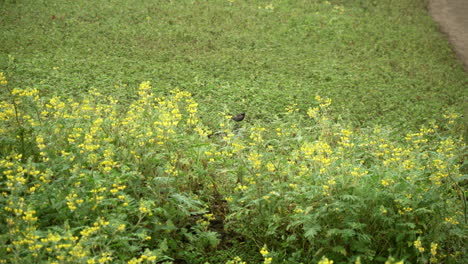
[429,0,468,71]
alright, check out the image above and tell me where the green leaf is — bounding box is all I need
[332,245,347,256]
[304,225,321,241]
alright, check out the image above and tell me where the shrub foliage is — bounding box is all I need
[0,78,466,263]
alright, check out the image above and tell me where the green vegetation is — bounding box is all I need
[0,0,466,263]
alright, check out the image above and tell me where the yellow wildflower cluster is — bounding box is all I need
[235,184,249,192]
[232,142,246,154]
[80,218,110,238]
[66,191,84,211]
[350,167,368,178]
[250,126,266,144]
[120,82,196,149]
[307,95,332,121]
[437,137,456,158]
[46,96,67,115]
[99,148,118,174]
[381,147,412,168]
[337,129,355,148]
[0,71,7,85]
[430,242,438,262]
[185,98,199,125]
[300,140,335,172]
[11,87,40,101]
[1,154,46,195]
[381,179,394,187]
[404,126,435,146]
[86,252,113,264]
[266,162,276,172]
[397,207,413,215]
[0,101,15,122]
[260,245,273,264]
[315,95,332,108]
[110,183,127,194]
[307,106,319,119]
[248,152,263,169]
[225,256,246,264]
[0,83,42,130]
[429,159,448,185]
[413,238,424,253]
[322,178,336,196]
[90,186,107,207]
[285,103,299,114]
[22,209,38,222]
[443,112,459,124]
[127,250,157,264]
[21,229,82,262]
[196,213,215,229]
[444,217,459,225]
[294,207,303,214]
[138,200,154,216]
[0,75,465,264]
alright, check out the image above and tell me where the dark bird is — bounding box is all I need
[231,113,245,122]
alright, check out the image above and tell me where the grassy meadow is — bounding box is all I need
[0,0,467,263]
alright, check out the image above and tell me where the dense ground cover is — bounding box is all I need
[0,0,466,263]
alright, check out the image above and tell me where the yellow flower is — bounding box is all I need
[318,256,333,264]
[444,217,459,225]
[414,238,425,252]
[385,257,404,264]
[307,107,319,119]
[380,206,388,214]
[260,245,269,257]
[266,162,276,172]
[381,179,393,187]
[431,242,438,257]
[0,72,7,85]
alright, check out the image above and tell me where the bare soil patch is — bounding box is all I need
[429,0,468,71]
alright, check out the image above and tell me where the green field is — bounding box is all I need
[0,0,466,263]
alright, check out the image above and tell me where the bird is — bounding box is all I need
[231,113,245,122]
